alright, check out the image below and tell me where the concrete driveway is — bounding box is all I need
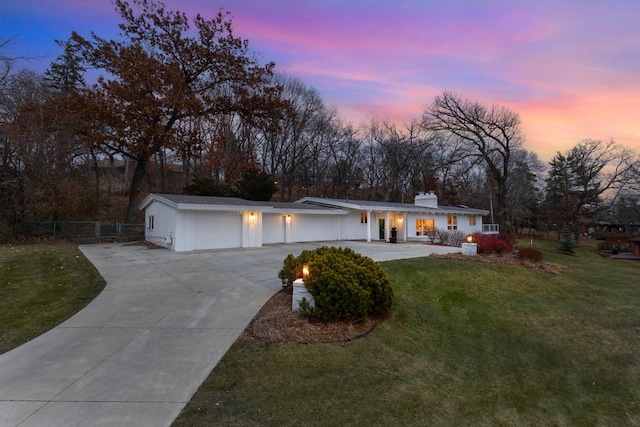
[0,240,460,427]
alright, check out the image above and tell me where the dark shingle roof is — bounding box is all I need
[141,194,489,216]
[297,197,489,215]
[141,194,344,212]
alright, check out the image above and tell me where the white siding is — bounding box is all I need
[144,201,176,249]
[457,215,483,236]
[263,213,285,244]
[290,214,340,242]
[339,211,369,240]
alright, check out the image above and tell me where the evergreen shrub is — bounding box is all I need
[278,247,394,320]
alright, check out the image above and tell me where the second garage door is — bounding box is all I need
[193,212,242,250]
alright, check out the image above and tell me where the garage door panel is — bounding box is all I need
[194,212,242,250]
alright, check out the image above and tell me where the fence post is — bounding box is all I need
[96,221,100,239]
[53,222,57,238]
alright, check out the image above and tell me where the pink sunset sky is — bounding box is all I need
[2,0,639,161]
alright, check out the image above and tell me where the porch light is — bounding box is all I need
[466,234,473,243]
[302,263,310,279]
[398,216,403,222]
[286,215,292,223]
[249,212,256,223]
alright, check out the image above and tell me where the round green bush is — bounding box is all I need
[278,247,394,321]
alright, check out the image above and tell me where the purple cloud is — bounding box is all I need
[2,0,638,159]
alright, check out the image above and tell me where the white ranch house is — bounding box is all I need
[140,192,494,252]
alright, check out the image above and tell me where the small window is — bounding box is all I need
[147,215,155,230]
[447,215,457,230]
[360,213,368,224]
[468,216,476,226]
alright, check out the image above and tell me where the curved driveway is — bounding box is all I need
[0,241,460,427]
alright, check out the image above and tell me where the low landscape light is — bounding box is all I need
[466,234,473,243]
[302,263,310,279]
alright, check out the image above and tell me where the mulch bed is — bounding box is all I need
[429,252,569,274]
[240,289,381,344]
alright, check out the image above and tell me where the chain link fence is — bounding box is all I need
[23,221,144,240]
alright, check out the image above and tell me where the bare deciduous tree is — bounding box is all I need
[422,91,524,228]
[256,75,327,201]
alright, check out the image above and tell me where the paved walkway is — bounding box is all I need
[0,240,460,427]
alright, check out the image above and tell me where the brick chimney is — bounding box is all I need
[414,191,438,208]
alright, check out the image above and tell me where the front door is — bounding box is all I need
[379,218,385,240]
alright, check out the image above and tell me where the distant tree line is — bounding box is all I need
[1,0,638,241]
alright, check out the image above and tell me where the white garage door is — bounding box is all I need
[193,212,242,250]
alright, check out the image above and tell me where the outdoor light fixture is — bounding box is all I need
[398,216,403,222]
[302,263,310,279]
[249,212,256,223]
[286,215,292,223]
[466,234,473,243]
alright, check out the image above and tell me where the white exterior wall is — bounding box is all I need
[262,213,286,244]
[290,214,340,243]
[457,215,484,236]
[241,211,262,248]
[339,211,369,240]
[144,201,176,249]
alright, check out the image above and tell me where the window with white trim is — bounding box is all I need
[147,215,155,230]
[360,213,368,224]
[415,218,435,236]
[468,216,476,226]
[447,215,457,230]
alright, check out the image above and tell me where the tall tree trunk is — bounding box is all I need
[158,150,166,193]
[496,180,508,231]
[126,158,148,223]
[91,151,100,219]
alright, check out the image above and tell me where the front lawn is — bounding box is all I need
[174,239,640,426]
[0,242,106,354]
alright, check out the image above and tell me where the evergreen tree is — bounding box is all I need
[543,152,576,235]
[236,169,277,201]
[558,225,576,255]
[544,140,633,242]
[43,40,86,92]
[183,178,234,197]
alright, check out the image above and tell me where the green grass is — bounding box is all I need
[0,242,106,354]
[174,239,640,426]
